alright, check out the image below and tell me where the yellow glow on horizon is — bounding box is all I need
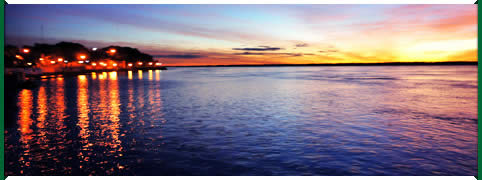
[399,39,477,62]
[405,39,476,53]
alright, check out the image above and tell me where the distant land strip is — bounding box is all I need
[166,61,478,67]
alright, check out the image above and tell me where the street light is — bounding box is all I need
[92,48,98,51]
[138,62,143,65]
[148,62,153,66]
[108,48,116,54]
[79,55,87,60]
[128,63,133,67]
[22,48,30,53]
[58,58,64,62]
[15,55,23,60]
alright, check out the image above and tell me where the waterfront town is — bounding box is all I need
[5,41,165,75]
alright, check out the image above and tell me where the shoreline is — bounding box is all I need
[4,61,477,78]
[6,66,168,90]
[6,67,168,78]
[165,61,478,67]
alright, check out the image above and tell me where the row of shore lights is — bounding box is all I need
[91,61,162,67]
[17,48,162,67]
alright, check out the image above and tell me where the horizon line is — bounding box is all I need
[164,61,478,67]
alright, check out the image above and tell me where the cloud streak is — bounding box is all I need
[295,43,309,47]
[232,46,283,51]
[154,54,205,59]
[234,52,315,57]
[319,49,339,53]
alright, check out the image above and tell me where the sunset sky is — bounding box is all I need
[5,4,477,66]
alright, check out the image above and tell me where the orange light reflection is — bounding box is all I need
[128,71,133,80]
[138,70,143,79]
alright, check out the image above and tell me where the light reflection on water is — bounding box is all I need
[5,66,477,175]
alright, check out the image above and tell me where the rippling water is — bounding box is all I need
[5,66,477,175]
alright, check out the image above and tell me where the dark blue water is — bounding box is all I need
[5,66,477,175]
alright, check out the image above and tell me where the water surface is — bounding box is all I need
[5,66,478,175]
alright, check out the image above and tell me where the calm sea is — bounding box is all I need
[5,66,477,175]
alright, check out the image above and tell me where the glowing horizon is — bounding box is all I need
[5,4,477,66]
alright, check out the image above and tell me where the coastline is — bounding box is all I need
[5,66,168,78]
[5,66,168,90]
[165,61,478,67]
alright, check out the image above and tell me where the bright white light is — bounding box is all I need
[92,48,98,51]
